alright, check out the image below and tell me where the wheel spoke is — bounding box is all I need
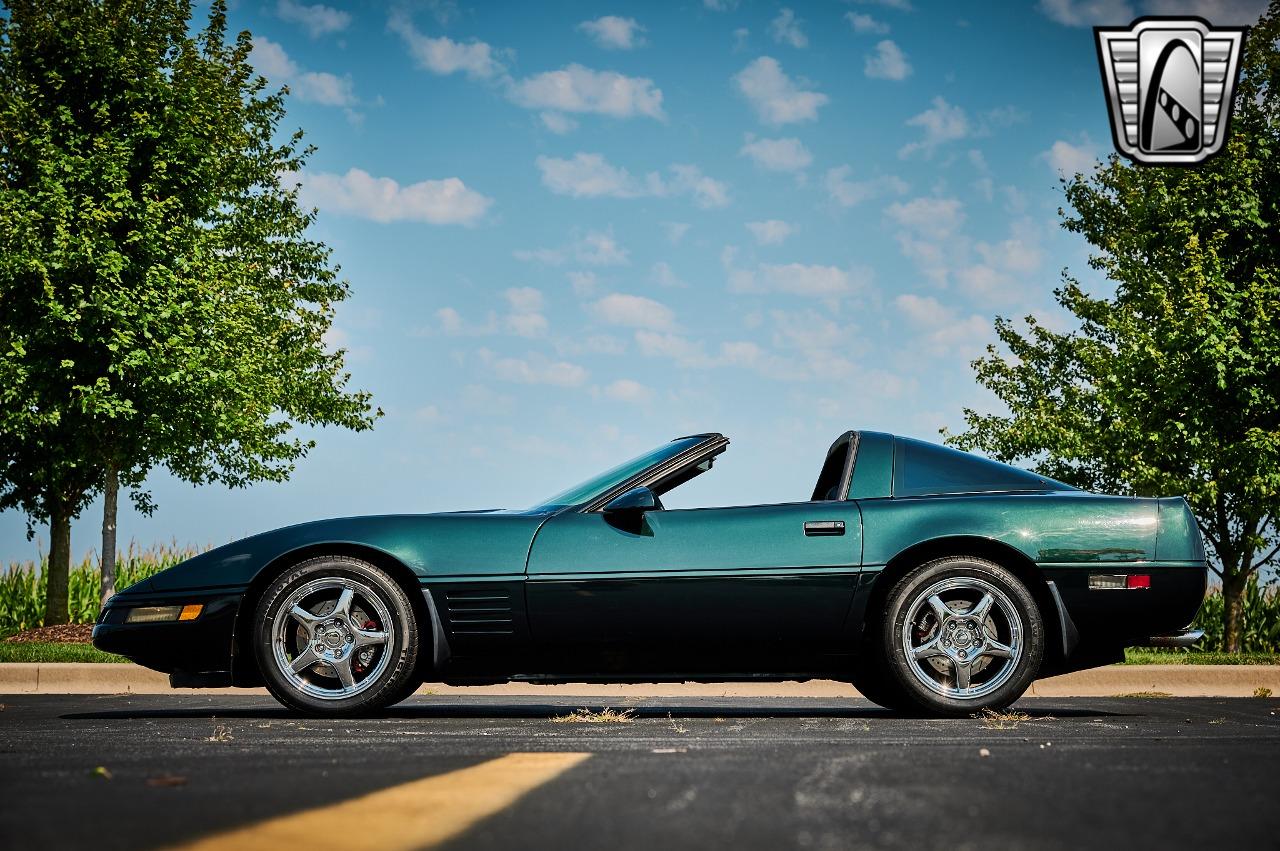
[984,639,1015,659]
[352,626,389,649]
[333,587,355,621]
[969,592,995,622]
[925,594,953,624]
[289,605,323,635]
[953,658,972,690]
[331,655,357,691]
[289,646,319,674]
[912,637,947,661]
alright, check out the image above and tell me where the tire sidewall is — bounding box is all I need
[883,557,1043,716]
[254,556,419,716]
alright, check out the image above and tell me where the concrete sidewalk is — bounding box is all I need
[1,662,1277,697]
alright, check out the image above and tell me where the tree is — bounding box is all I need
[948,2,1280,652]
[0,0,379,623]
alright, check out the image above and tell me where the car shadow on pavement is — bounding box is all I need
[59,699,1125,722]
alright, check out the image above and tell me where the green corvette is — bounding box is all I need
[93,431,1207,716]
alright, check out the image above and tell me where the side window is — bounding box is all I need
[811,440,852,501]
[895,438,1062,497]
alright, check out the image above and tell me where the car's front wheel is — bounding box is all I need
[882,556,1043,716]
[254,556,420,716]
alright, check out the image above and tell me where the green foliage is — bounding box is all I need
[0,0,379,622]
[0,642,128,663]
[0,543,196,636]
[1189,581,1280,653]
[948,2,1280,651]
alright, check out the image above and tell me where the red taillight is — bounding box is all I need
[1126,574,1151,589]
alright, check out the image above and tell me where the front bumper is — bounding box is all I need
[92,590,244,677]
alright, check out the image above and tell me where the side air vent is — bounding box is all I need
[443,589,515,635]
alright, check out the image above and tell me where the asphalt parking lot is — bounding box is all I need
[1,694,1277,850]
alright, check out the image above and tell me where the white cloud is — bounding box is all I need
[894,294,992,358]
[299,168,493,225]
[277,0,351,38]
[568,270,598,295]
[1037,0,1134,26]
[576,230,630,266]
[846,12,889,34]
[770,8,808,48]
[509,65,664,119]
[825,165,908,207]
[487,352,588,387]
[886,196,966,240]
[540,112,579,134]
[745,220,795,245]
[433,288,548,339]
[650,261,686,288]
[739,135,812,172]
[733,57,828,125]
[578,15,646,49]
[899,96,970,158]
[854,0,914,9]
[387,12,506,80]
[1041,138,1100,176]
[251,37,357,107]
[733,27,751,51]
[603,379,654,403]
[1143,0,1267,24]
[729,260,867,299]
[514,231,629,267]
[662,222,691,245]
[864,39,911,80]
[503,287,547,338]
[535,153,729,208]
[704,0,740,9]
[590,293,675,330]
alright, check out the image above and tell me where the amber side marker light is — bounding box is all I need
[1088,574,1151,590]
[125,604,204,624]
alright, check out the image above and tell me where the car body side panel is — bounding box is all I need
[145,511,551,594]
[524,502,863,655]
[858,492,1159,568]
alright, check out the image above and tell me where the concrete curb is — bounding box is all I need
[0,662,1277,698]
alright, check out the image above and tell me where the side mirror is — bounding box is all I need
[603,485,658,515]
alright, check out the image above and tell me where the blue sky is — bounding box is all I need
[1,0,1267,564]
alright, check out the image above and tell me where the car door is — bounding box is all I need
[524,500,864,659]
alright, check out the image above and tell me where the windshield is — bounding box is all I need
[531,437,705,509]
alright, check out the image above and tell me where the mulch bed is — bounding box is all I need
[3,624,94,644]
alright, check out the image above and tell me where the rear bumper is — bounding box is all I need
[92,590,244,678]
[1041,562,1208,644]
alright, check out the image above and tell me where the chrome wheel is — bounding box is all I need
[899,576,1023,700]
[270,577,394,701]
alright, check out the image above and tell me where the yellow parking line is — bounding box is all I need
[167,752,592,851]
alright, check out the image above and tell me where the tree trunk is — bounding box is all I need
[101,462,119,608]
[1222,573,1246,654]
[44,506,72,626]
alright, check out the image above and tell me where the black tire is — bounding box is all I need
[254,556,420,716]
[881,556,1043,717]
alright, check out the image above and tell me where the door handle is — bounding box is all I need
[803,520,845,536]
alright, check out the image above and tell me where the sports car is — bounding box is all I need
[93,430,1208,716]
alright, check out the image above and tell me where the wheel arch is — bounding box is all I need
[230,542,430,687]
[859,535,1072,672]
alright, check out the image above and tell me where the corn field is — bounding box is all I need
[0,543,200,636]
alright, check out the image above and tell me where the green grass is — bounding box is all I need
[0,642,128,663]
[1123,648,1280,665]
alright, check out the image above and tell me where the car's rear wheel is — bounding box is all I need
[254,556,419,716]
[882,556,1043,716]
